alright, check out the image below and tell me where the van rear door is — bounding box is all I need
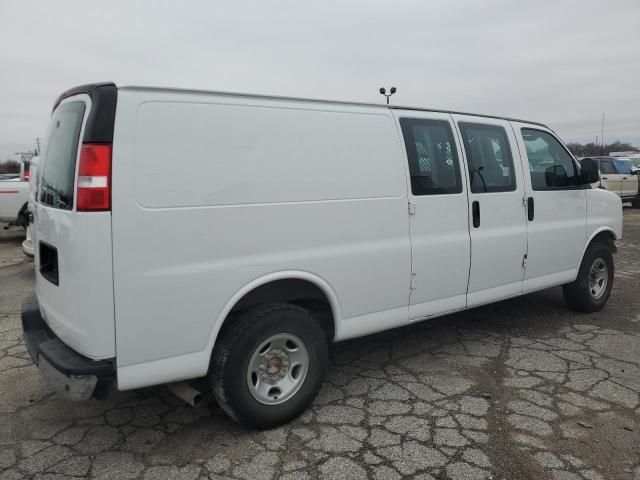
[34,84,117,360]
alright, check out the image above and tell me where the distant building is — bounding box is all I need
[610,151,639,157]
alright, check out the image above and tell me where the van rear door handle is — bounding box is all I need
[622,177,628,179]
[472,201,480,228]
[602,177,608,180]
[527,197,534,221]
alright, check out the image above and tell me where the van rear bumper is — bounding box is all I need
[21,293,115,400]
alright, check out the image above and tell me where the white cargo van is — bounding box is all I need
[23,83,622,428]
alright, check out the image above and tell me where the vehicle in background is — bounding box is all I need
[0,161,30,229]
[610,151,639,158]
[0,173,20,181]
[615,157,639,174]
[22,157,39,256]
[579,156,640,207]
[627,154,640,171]
[22,83,622,429]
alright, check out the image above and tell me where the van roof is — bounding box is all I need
[57,82,549,129]
[119,85,551,129]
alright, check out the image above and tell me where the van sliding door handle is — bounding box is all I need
[527,197,534,221]
[472,201,480,228]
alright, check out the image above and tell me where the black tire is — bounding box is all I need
[212,303,328,429]
[563,242,614,313]
[632,196,640,209]
[17,204,29,230]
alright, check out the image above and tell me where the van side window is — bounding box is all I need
[521,129,578,190]
[399,118,462,195]
[599,160,616,174]
[458,123,516,193]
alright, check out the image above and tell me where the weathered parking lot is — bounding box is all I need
[1,210,639,480]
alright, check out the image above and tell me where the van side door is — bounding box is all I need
[512,123,587,290]
[394,111,471,319]
[452,115,528,307]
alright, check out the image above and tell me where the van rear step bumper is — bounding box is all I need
[21,293,115,400]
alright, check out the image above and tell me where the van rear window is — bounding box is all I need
[40,101,85,210]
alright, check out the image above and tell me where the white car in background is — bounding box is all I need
[579,156,640,208]
[625,155,640,173]
[22,157,39,256]
[0,161,30,229]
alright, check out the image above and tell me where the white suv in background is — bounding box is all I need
[580,156,640,207]
[0,161,30,229]
[22,156,39,256]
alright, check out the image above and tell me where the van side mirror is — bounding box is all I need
[545,165,569,187]
[579,158,599,184]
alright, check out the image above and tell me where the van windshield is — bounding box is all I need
[40,101,85,210]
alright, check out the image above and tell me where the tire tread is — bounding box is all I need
[212,303,327,428]
[563,242,613,313]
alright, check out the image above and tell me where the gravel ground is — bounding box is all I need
[1,210,639,480]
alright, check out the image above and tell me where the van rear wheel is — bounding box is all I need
[212,303,328,429]
[563,242,614,313]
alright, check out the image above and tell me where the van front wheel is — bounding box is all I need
[563,242,614,313]
[212,303,328,429]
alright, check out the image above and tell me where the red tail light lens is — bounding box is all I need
[77,144,111,211]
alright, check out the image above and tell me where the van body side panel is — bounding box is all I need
[111,90,411,387]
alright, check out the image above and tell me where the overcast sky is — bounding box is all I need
[1,0,639,160]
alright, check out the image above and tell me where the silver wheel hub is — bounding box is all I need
[247,333,309,405]
[588,258,608,300]
[260,349,289,383]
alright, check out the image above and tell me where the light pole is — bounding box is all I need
[379,87,396,105]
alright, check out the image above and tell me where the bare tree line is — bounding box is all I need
[565,140,639,157]
[0,160,21,174]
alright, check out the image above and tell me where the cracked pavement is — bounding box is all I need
[1,210,639,480]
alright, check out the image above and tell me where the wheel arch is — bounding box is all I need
[207,271,341,361]
[579,228,617,267]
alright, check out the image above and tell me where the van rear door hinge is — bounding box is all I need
[522,254,528,269]
[408,203,416,215]
[410,273,417,290]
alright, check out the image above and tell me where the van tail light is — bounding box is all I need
[77,144,111,211]
[23,170,30,182]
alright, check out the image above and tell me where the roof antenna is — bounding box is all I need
[379,87,396,105]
